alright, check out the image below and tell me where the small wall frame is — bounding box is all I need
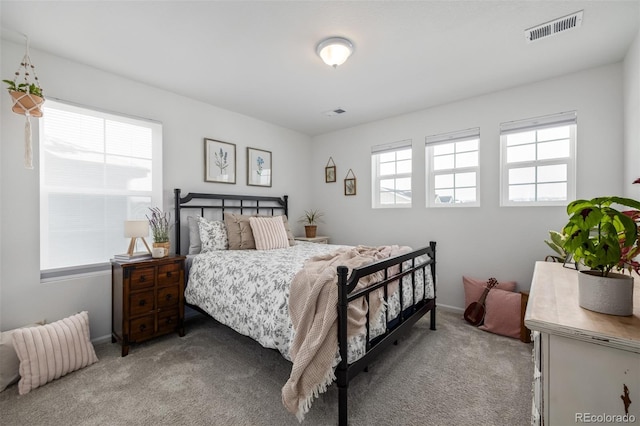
[344,169,356,196]
[325,157,336,183]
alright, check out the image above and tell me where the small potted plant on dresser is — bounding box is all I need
[147,207,171,257]
[562,194,640,316]
[299,209,324,238]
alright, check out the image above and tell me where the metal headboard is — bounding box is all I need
[174,188,288,254]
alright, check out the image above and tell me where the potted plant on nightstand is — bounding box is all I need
[562,195,640,316]
[299,209,324,238]
[147,207,171,257]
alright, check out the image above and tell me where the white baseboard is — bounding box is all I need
[436,303,464,314]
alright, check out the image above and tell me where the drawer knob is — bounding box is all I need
[139,324,146,331]
[167,271,172,277]
[166,318,173,324]
[139,299,146,306]
[166,294,172,301]
[139,275,146,282]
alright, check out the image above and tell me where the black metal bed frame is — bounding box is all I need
[174,189,437,426]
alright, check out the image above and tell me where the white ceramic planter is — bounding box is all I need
[578,271,634,316]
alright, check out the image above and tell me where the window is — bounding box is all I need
[371,140,412,208]
[40,100,163,278]
[425,128,480,207]
[500,111,576,206]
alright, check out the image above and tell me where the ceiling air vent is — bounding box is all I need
[525,10,583,43]
[323,108,346,117]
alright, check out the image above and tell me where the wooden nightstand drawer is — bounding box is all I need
[112,255,186,356]
[158,285,180,308]
[130,315,155,341]
[129,290,155,316]
[158,262,181,286]
[130,267,155,290]
[158,309,180,334]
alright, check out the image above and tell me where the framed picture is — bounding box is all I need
[247,147,272,187]
[325,166,336,183]
[344,178,356,195]
[344,168,357,196]
[325,157,336,183]
[204,138,236,184]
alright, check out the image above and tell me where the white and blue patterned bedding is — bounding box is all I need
[184,242,434,362]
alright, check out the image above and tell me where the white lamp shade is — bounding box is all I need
[317,37,353,68]
[124,220,149,238]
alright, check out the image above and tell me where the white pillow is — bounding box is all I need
[249,216,289,250]
[12,311,98,395]
[0,321,45,392]
[198,217,228,252]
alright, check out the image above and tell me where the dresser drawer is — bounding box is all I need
[157,262,181,287]
[158,285,180,308]
[129,290,155,316]
[130,267,155,290]
[158,308,180,334]
[130,315,155,341]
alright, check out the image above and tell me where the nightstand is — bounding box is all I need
[294,236,329,244]
[111,255,186,356]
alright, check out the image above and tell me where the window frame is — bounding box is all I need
[500,111,577,207]
[371,139,413,209]
[425,128,480,208]
[39,99,163,280]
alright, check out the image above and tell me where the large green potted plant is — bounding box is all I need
[562,196,640,316]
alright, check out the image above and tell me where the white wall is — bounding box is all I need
[624,27,640,199]
[0,40,313,338]
[311,63,625,311]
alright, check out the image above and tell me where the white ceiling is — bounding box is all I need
[1,1,638,136]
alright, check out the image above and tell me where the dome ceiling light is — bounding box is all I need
[316,37,354,68]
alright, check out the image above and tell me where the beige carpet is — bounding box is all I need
[0,309,533,426]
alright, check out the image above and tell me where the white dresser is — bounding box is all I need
[524,262,640,425]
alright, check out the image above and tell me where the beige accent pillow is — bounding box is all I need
[0,321,45,392]
[224,213,256,250]
[280,215,295,246]
[12,311,98,395]
[250,216,290,250]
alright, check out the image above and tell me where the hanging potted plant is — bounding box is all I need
[147,207,171,257]
[3,79,44,117]
[299,209,324,238]
[562,195,640,316]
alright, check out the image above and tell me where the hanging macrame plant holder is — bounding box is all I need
[5,38,45,169]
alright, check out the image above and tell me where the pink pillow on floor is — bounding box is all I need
[479,288,522,339]
[463,276,517,309]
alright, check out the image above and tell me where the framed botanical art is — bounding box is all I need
[325,157,336,183]
[247,147,272,187]
[204,138,236,184]
[344,169,357,196]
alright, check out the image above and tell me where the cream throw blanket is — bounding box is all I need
[282,245,409,421]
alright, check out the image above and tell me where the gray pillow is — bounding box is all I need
[187,216,202,254]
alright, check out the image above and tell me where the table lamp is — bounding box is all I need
[124,220,152,256]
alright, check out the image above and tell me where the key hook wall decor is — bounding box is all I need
[3,34,45,169]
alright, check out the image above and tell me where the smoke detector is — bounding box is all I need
[323,108,346,117]
[525,10,583,43]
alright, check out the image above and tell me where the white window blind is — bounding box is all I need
[500,111,576,206]
[371,139,412,208]
[425,128,480,207]
[40,100,163,278]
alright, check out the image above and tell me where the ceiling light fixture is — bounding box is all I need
[316,37,354,68]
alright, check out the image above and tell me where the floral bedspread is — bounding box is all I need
[184,241,434,362]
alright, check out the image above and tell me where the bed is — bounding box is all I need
[174,189,437,425]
